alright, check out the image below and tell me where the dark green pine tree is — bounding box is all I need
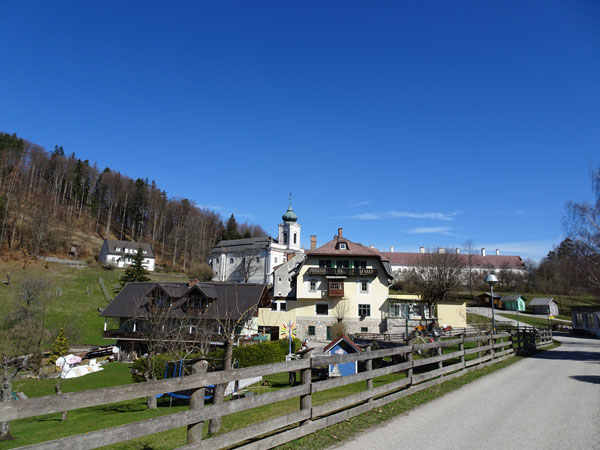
[49,328,69,365]
[222,214,241,240]
[118,248,151,290]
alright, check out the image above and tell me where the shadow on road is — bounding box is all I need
[570,375,600,385]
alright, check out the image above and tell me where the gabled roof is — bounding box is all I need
[529,297,555,306]
[306,233,393,279]
[500,294,525,302]
[210,237,274,255]
[100,282,270,319]
[323,334,362,353]
[104,239,154,258]
[378,252,524,269]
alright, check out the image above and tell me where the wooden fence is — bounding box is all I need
[0,330,552,450]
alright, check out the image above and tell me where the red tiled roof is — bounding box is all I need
[307,236,388,259]
[378,252,524,269]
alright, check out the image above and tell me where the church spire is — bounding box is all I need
[282,192,298,222]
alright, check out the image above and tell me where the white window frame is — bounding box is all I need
[359,279,369,294]
[309,279,317,292]
[339,243,347,249]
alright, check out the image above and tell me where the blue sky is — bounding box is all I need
[1,1,599,261]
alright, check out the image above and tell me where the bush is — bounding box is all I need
[210,338,301,369]
[330,322,347,340]
[188,263,214,281]
[131,353,186,382]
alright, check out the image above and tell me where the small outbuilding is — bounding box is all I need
[529,298,559,316]
[500,294,526,312]
[571,306,600,338]
[323,335,362,378]
[477,293,502,308]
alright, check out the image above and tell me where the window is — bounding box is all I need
[274,257,278,264]
[336,260,350,268]
[309,280,317,292]
[354,260,367,268]
[358,304,371,317]
[329,281,343,290]
[389,301,403,317]
[361,327,368,333]
[308,326,315,336]
[360,280,369,293]
[339,242,347,249]
[229,258,234,264]
[280,302,287,312]
[271,303,278,311]
[316,303,328,315]
[293,233,297,244]
[283,232,288,244]
[319,259,332,268]
[189,296,205,308]
[216,258,219,263]
[156,294,170,307]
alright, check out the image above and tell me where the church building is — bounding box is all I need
[208,198,304,284]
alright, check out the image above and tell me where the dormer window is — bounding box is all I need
[337,242,347,250]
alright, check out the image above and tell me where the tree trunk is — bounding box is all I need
[145,374,157,409]
[0,379,13,441]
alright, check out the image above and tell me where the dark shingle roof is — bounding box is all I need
[210,237,273,255]
[500,294,524,302]
[100,282,270,319]
[529,298,555,306]
[105,239,155,258]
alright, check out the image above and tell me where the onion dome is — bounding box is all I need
[282,194,298,222]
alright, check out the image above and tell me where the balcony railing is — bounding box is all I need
[307,267,377,277]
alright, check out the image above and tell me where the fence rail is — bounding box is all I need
[2,329,553,450]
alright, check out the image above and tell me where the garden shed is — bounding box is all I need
[500,294,526,312]
[323,335,361,378]
[477,292,502,308]
[529,298,559,316]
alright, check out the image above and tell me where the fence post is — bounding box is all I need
[365,345,373,407]
[407,345,413,387]
[459,335,465,368]
[187,359,209,444]
[489,332,495,360]
[300,349,313,424]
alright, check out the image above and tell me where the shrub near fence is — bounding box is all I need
[0,331,553,450]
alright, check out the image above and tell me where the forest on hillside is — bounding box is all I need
[0,132,266,270]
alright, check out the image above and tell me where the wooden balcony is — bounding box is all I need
[307,267,377,277]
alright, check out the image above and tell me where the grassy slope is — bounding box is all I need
[0,261,188,346]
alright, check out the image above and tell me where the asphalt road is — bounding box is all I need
[332,335,600,450]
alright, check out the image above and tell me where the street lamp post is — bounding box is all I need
[484,274,498,334]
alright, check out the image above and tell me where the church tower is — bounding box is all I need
[278,194,301,252]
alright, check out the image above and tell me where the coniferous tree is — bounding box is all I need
[49,327,69,365]
[118,248,151,290]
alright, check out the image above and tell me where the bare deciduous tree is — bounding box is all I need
[205,285,268,435]
[565,167,600,292]
[0,277,51,440]
[403,249,464,318]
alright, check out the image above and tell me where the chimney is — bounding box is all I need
[390,245,394,252]
[481,248,486,257]
[496,249,500,256]
[310,235,317,250]
[420,246,425,254]
[338,228,343,239]
[456,248,461,254]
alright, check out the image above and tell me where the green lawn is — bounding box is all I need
[495,312,561,328]
[2,332,526,450]
[0,261,188,346]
